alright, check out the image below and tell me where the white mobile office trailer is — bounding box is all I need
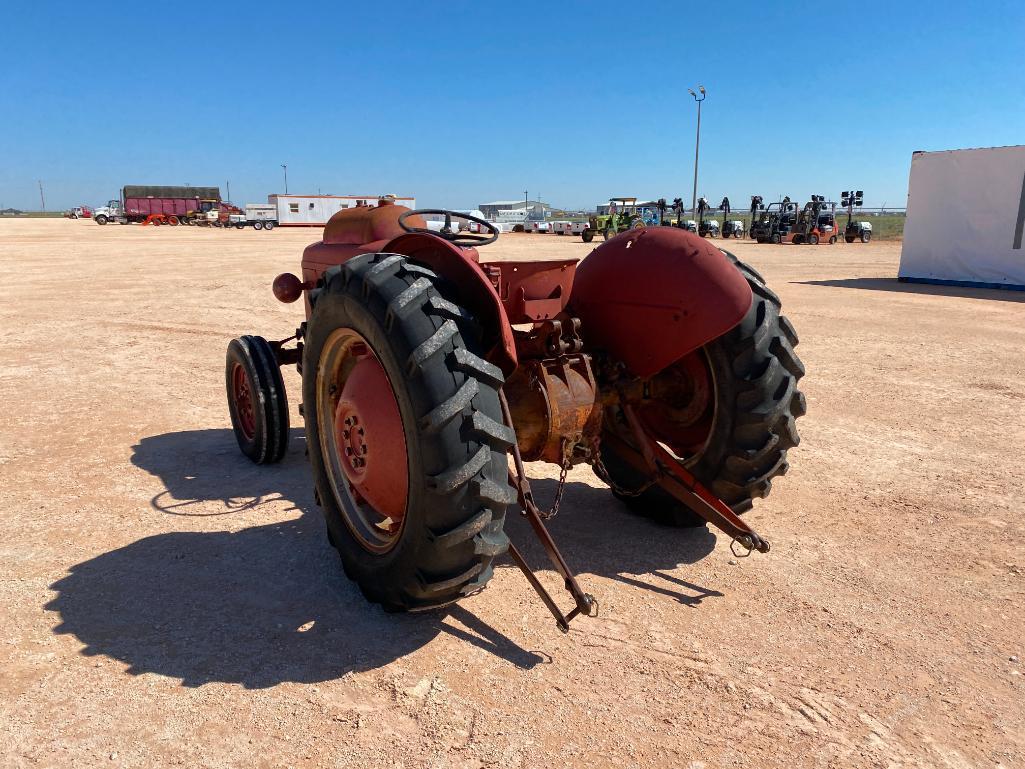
[269,195,416,226]
[899,146,1025,290]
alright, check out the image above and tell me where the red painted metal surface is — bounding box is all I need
[333,344,409,524]
[633,350,715,455]
[482,259,577,323]
[324,198,425,245]
[272,273,305,303]
[568,227,752,378]
[230,363,255,441]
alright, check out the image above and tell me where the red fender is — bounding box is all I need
[568,227,752,378]
[382,233,517,376]
[298,207,518,376]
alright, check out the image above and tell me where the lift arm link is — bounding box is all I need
[500,393,597,632]
[615,404,771,555]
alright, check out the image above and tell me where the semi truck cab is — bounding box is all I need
[93,200,125,225]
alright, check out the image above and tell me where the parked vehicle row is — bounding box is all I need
[89,187,280,231]
[749,193,872,245]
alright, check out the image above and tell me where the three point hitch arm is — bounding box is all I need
[499,393,770,634]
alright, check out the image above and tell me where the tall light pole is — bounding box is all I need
[38,180,45,212]
[687,85,706,217]
[281,164,288,194]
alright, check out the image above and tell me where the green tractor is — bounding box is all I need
[581,197,646,242]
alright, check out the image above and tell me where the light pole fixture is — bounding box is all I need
[687,85,706,218]
[281,164,288,194]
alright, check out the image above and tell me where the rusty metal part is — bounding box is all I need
[591,434,657,498]
[268,333,302,368]
[513,316,584,359]
[500,392,597,633]
[502,353,601,465]
[604,404,770,555]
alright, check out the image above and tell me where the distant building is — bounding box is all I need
[269,194,415,226]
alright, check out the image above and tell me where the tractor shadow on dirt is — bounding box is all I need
[47,428,719,689]
[794,277,1025,303]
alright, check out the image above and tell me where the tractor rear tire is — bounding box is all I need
[303,252,516,612]
[226,335,290,464]
[601,252,806,525]
[845,235,855,243]
[603,228,613,241]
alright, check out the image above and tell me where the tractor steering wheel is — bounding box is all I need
[399,209,500,246]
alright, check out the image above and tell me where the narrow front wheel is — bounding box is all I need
[225,335,289,464]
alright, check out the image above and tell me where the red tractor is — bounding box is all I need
[226,200,805,630]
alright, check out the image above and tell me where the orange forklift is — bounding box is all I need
[780,195,839,245]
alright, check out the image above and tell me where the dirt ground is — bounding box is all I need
[1,218,1022,769]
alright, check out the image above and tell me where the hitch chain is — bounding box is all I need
[537,454,571,520]
[591,435,658,498]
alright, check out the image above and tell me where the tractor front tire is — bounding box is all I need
[581,228,594,243]
[303,253,516,611]
[601,253,806,525]
[861,231,871,243]
[226,335,290,464]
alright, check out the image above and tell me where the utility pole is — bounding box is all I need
[38,180,45,212]
[687,85,706,217]
[226,180,231,203]
[281,164,288,194]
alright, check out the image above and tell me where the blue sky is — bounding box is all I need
[2,1,1023,211]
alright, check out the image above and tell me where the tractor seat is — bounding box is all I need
[323,200,425,246]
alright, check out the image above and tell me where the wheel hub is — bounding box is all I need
[321,334,409,549]
[637,350,715,457]
[231,362,256,441]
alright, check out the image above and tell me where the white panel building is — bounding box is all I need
[270,195,416,226]
[899,146,1025,290]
